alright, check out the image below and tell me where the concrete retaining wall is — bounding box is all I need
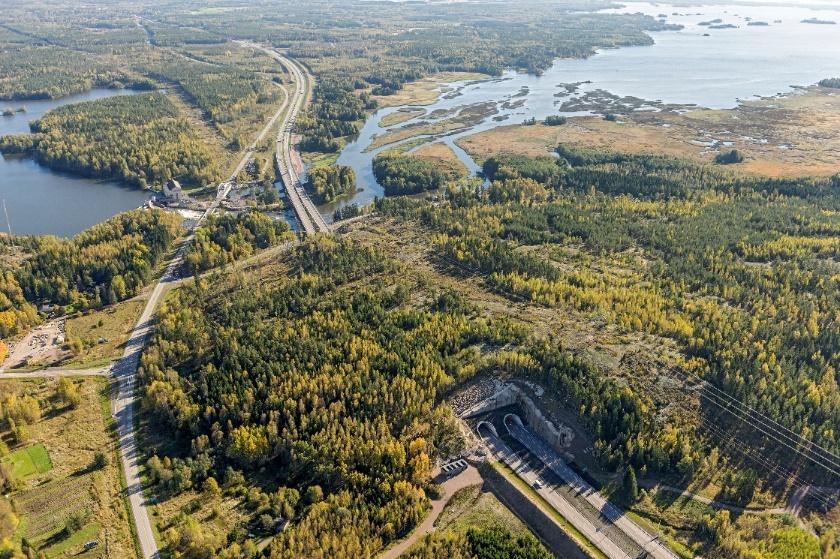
[465,383,574,452]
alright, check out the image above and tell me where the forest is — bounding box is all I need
[182,212,293,276]
[139,237,515,557]
[376,146,840,473]
[305,165,357,203]
[13,210,181,311]
[0,42,150,101]
[134,229,712,556]
[0,270,39,342]
[142,59,280,137]
[1,1,678,160]
[373,153,452,196]
[0,92,221,189]
[150,1,676,153]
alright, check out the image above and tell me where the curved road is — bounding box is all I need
[243,43,328,234]
[379,465,483,559]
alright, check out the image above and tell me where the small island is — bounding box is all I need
[306,165,357,203]
[747,21,769,26]
[802,17,836,25]
[0,106,25,116]
[819,77,840,89]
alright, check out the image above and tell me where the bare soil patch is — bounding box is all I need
[2,319,66,370]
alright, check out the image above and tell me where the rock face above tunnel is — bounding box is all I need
[462,381,574,453]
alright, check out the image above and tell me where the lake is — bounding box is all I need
[329,1,840,217]
[0,89,150,238]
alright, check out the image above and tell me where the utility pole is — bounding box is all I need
[2,199,11,238]
[1,199,11,247]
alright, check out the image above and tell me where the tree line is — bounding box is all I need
[182,212,293,276]
[0,92,221,189]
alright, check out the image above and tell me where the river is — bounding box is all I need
[0,89,150,238]
[328,1,840,218]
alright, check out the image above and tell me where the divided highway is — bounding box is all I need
[503,414,679,559]
[478,415,681,559]
[479,422,635,559]
[245,43,328,234]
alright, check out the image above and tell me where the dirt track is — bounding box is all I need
[379,465,483,559]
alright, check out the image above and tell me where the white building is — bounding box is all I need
[163,179,184,202]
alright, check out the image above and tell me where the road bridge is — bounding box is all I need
[244,43,328,234]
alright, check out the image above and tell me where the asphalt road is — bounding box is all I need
[503,415,679,559]
[109,47,306,559]
[478,423,635,559]
[244,43,327,234]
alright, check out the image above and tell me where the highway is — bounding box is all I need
[478,422,635,559]
[110,52,302,559]
[502,414,680,559]
[244,42,328,234]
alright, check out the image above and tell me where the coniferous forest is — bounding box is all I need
[1,2,839,559]
[0,93,221,189]
[378,146,840,462]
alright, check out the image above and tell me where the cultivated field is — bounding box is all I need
[1,378,136,558]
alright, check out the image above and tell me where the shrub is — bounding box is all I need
[93,451,109,469]
[544,115,567,126]
[715,149,744,164]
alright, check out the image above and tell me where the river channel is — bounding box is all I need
[326,1,840,218]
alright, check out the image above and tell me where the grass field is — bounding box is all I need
[0,378,136,558]
[302,150,339,169]
[434,484,531,536]
[379,108,426,127]
[413,142,469,178]
[367,102,496,151]
[3,443,52,479]
[65,298,145,367]
[372,72,488,108]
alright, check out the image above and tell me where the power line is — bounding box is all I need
[669,365,840,467]
[695,419,837,510]
[434,248,840,487]
[663,367,840,480]
[2,199,11,237]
